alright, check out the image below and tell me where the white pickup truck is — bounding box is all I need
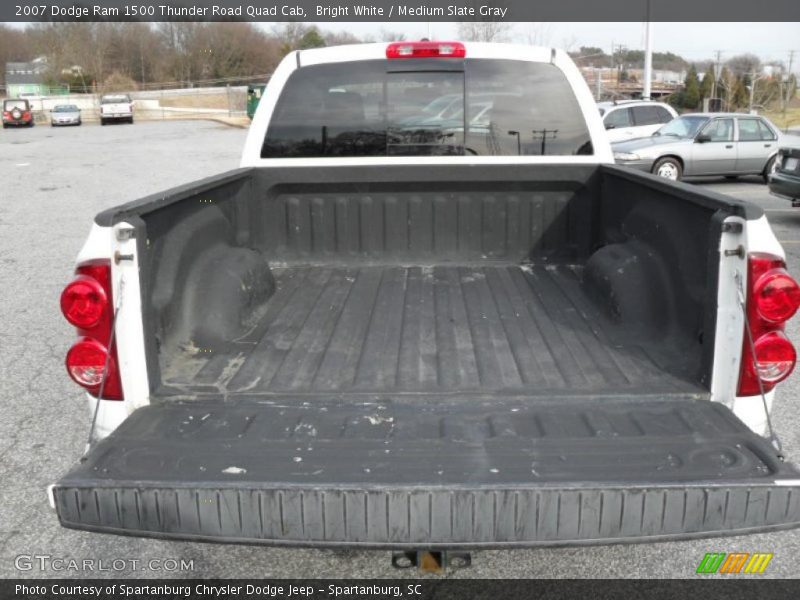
[99,93,134,125]
[53,42,800,549]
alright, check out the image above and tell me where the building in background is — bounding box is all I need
[4,58,48,97]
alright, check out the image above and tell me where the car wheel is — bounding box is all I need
[653,157,683,181]
[763,155,778,183]
[2,123,7,129]
[101,119,106,126]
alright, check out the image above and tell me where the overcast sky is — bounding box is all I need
[299,21,800,68]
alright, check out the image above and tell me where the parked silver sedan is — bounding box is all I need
[612,113,800,181]
[50,104,82,127]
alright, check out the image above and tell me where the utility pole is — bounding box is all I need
[612,43,626,92]
[643,1,652,100]
[531,129,558,155]
[711,50,722,101]
[748,72,757,113]
[784,50,795,122]
[507,130,521,155]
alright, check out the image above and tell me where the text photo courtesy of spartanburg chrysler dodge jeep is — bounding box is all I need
[52,42,800,549]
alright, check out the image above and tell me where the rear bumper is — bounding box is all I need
[53,398,800,547]
[54,482,800,549]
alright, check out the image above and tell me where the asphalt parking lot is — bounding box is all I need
[1,120,799,579]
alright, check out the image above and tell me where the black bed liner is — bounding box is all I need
[161,264,700,397]
[55,397,800,547]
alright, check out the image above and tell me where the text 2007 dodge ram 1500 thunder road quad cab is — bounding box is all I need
[53,42,800,549]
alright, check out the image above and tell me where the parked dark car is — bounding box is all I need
[2,98,34,128]
[769,147,800,206]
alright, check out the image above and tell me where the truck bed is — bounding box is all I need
[99,163,755,402]
[163,264,700,398]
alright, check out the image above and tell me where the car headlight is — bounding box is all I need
[614,152,641,161]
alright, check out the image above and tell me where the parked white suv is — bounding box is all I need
[598,100,677,142]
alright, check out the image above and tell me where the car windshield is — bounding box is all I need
[4,100,28,111]
[54,105,78,112]
[101,96,129,104]
[655,116,708,138]
[262,59,593,157]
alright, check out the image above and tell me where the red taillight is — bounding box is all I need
[752,332,797,383]
[738,253,799,396]
[61,260,123,400]
[60,275,108,329]
[754,268,800,323]
[386,41,466,59]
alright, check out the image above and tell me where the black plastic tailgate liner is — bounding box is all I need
[55,397,800,547]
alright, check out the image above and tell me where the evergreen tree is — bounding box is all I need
[298,28,326,50]
[682,65,700,109]
[732,76,749,109]
[699,66,715,102]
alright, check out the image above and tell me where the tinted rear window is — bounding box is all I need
[632,105,666,126]
[261,59,592,158]
[101,96,130,104]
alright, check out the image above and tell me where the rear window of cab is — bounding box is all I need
[262,59,593,158]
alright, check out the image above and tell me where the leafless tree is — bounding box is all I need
[323,31,363,46]
[517,23,555,47]
[376,29,407,42]
[726,53,762,77]
[457,22,511,43]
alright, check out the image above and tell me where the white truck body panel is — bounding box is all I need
[74,222,150,440]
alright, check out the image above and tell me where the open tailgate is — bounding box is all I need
[53,397,800,547]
